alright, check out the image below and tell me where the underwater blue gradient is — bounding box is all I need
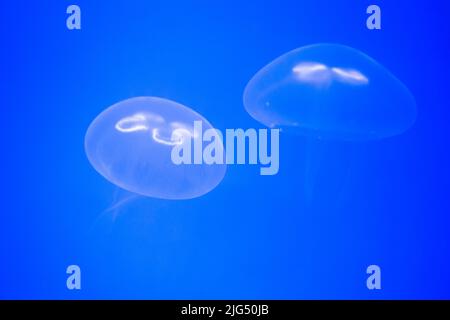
[1,0,450,299]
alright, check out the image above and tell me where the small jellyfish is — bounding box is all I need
[85,97,226,200]
[243,43,417,140]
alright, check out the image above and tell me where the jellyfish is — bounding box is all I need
[243,43,417,204]
[243,43,417,140]
[85,97,226,201]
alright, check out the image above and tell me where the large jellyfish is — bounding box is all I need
[85,97,226,200]
[243,43,417,140]
[243,43,417,205]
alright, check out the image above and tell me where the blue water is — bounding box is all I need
[1,0,450,299]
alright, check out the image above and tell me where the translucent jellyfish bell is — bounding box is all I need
[243,43,417,140]
[85,97,226,200]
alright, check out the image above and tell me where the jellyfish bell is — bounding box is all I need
[84,97,226,200]
[243,43,417,140]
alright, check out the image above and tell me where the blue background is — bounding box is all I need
[1,0,449,299]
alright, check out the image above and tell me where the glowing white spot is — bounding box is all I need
[293,62,327,74]
[152,128,192,146]
[115,113,149,132]
[115,112,165,133]
[292,62,331,84]
[331,67,369,84]
[292,62,369,86]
